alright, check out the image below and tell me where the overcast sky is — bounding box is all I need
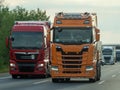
[4,0,120,44]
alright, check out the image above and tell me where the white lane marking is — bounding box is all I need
[33,80,49,85]
[0,76,11,80]
[112,75,116,78]
[98,80,105,85]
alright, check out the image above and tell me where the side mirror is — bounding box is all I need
[95,29,100,41]
[6,37,9,48]
[100,60,104,66]
[50,27,54,30]
[96,34,100,41]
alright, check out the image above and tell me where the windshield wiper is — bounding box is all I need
[58,41,83,45]
[12,47,41,49]
[54,40,90,45]
[12,47,26,49]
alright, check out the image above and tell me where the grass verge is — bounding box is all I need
[0,66,9,73]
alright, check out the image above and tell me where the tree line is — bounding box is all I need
[0,1,50,72]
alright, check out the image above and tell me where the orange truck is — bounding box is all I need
[50,12,101,82]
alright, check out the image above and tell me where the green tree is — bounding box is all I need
[12,6,50,21]
[0,4,50,72]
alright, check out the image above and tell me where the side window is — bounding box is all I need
[92,28,96,42]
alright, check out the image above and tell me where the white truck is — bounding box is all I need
[102,46,116,65]
[116,46,120,62]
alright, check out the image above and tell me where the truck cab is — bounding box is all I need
[102,46,115,65]
[6,21,50,78]
[50,12,101,82]
[116,50,120,62]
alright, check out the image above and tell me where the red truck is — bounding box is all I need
[6,21,50,78]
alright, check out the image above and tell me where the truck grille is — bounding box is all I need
[63,65,81,68]
[62,61,82,64]
[63,71,81,74]
[61,51,82,74]
[104,57,111,60]
[17,62,36,72]
[104,57,111,63]
[15,53,38,60]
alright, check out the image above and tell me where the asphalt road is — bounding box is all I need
[1,63,120,90]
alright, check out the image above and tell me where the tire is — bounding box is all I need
[52,78,65,83]
[89,78,96,82]
[96,64,101,81]
[89,64,100,82]
[52,78,59,83]
[65,78,70,82]
[12,75,17,79]
[45,63,51,78]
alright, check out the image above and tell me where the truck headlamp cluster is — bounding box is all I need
[86,66,94,71]
[10,63,16,67]
[51,66,58,71]
[38,64,44,67]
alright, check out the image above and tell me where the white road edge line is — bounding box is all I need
[0,76,11,80]
[33,80,49,85]
[112,75,116,78]
[98,80,105,85]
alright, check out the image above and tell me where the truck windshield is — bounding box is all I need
[53,27,92,44]
[116,51,120,59]
[102,49,112,55]
[11,32,43,49]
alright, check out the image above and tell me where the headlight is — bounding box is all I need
[86,66,94,71]
[38,64,44,67]
[10,63,16,67]
[51,66,58,71]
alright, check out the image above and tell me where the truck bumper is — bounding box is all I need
[10,71,46,75]
[9,60,46,75]
[51,70,95,78]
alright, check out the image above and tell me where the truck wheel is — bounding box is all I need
[89,78,96,82]
[97,64,101,81]
[89,65,98,82]
[45,63,51,78]
[52,78,59,83]
[12,75,17,79]
[52,78,64,83]
[65,78,70,82]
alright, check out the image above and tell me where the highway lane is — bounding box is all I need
[1,63,120,90]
